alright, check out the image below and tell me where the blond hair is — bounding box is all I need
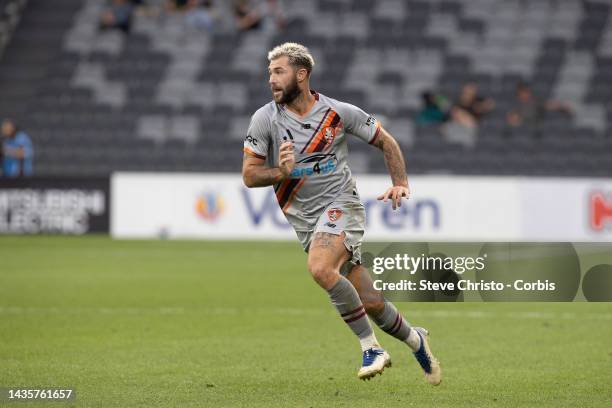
[267,42,315,74]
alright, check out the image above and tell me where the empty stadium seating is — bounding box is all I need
[0,0,611,176]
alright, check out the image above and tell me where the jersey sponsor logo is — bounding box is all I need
[324,222,337,228]
[590,191,612,231]
[291,153,337,178]
[245,135,258,146]
[195,191,225,222]
[366,116,376,126]
[328,208,343,222]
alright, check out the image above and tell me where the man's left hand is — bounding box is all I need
[377,185,410,210]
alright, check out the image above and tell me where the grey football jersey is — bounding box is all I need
[243,91,381,232]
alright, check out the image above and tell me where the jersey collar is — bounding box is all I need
[279,90,320,120]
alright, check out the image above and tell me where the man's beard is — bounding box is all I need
[275,78,302,105]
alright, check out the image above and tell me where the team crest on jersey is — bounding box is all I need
[327,208,343,222]
[323,126,336,144]
[322,119,343,145]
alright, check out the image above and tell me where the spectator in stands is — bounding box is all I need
[164,0,218,32]
[450,81,495,129]
[506,82,573,128]
[1,119,33,178]
[185,1,218,31]
[185,0,218,32]
[100,0,135,33]
[233,0,286,32]
[416,91,449,126]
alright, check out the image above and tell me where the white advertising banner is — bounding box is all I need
[111,173,612,241]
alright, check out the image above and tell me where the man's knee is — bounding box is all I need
[307,260,339,289]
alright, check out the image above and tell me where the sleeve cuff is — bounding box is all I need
[243,147,266,160]
[368,122,382,145]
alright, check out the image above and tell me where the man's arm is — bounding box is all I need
[3,146,26,159]
[372,126,408,187]
[371,126,410,209]
[332,101,408,208]
[242,141,295,188]
[242,155,284,187]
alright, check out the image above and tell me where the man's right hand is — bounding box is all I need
[278,141,295,179]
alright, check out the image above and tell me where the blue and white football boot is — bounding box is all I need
[357,347,392,380]
[412,327,442,385]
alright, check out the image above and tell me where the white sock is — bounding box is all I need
[360,332,380,351]
[405,328,421,352]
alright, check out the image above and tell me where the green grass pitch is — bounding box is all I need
[1,236,611,407]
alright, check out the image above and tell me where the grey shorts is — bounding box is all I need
[296,200,366,267]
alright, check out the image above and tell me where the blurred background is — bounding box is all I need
[1,3,612,406]
[0,0,611,240]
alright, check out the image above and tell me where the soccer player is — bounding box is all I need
[242,43,441,384]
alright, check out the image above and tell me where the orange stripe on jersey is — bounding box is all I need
[313,113,341,153]
[301,108,331,154]
[275,178,294,202]
[276,178,301,209]
[243,147,265,160]
[304,111,338,153]
[282,178,306,212]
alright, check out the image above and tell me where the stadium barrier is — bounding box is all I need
[0,177,110,234]
[111,173,612,241]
